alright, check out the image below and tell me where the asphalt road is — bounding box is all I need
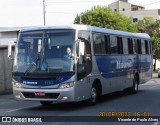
[0,74,160,125]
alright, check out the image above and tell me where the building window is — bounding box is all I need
[133,18,138,22]
[114,9,117,12]
[122,8,125,11]
[131,8,138,11]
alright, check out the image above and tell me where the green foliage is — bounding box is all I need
[137,18,160,57]
[151,20,160,56]
[74,6,160,60]
[74,6,138,32]
[137,17,155,36]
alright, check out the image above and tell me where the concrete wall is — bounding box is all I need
[0,31,18,45]
[0,46,13,94]
[109,1,131,12]
[123,9,160,20]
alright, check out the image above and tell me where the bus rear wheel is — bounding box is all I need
[132,76,139,94]
[40,101,53,106]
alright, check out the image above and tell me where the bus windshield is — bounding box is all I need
[14,29,75,74]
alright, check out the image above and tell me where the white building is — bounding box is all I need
[0,27,21,45]
[108,0,160,22]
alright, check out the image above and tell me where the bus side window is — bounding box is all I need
[105,35,110,54]
[137,39,142,54]
[128,38,133,54]
[145,40,150,54]
[93,33,106,55]
[133,39,138,54]
[110,35,118,54]
[117,37,123,54]
[149,40,152,54]
[133,39,141,54]
[141,40,146,54]
[122,37,129,54]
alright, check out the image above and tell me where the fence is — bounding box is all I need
[0,46,13,94]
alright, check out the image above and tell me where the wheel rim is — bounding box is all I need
[91,87,97,103]
[134,81,138,92]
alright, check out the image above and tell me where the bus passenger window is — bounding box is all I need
[145,40,149,54]
[149,40,152,54]
[131,39,143,54]
[117,37,123,54]
[137,39,141,54]
[93,33,106,55]
[128,38,133,54]
[110,36,118,54]
[141,40,146,54]
[105,35,110,54]
[133,39,138,54]
[123,38,129,54]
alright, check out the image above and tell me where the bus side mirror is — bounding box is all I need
[76,39,85,58]
[8,41,16,60]
[79,41,85,56]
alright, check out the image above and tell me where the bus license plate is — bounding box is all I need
[35,92,45,96]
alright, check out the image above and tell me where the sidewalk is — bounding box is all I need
[152,72,158,78]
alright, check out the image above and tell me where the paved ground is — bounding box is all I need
[0,74,160,125]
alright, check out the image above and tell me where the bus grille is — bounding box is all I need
[22,92,60,99]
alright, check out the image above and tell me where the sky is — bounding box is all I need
[0,0,160,27]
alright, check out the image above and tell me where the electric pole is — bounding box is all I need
[43,0,46,26]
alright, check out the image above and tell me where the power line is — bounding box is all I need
[46,11,74,14]
[46,0,109,4]
[43,0,160,25]
[45,0,160,6]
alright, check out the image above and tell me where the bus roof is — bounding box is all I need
[20,24,150,39]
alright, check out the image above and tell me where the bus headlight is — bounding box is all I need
[13,81,22,88]
[59,82,74,89]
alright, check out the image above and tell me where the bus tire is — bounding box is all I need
[87,85,98,105]
[40,101,53,106]
[132,76,139,94]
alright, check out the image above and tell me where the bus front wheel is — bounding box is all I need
[87,85,98,105]
[40,101,53,106]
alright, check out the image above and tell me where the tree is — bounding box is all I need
[74,6,138,32]
[137,18,160,70]
[137,17,155,36]
[151,20,160,70]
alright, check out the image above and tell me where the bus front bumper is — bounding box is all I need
[13,87,75,102]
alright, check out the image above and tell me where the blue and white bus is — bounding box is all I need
[8,25,152,105]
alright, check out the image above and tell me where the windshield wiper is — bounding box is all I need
[24,54,40,76]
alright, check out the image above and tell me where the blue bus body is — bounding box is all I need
[11,25,152,104]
